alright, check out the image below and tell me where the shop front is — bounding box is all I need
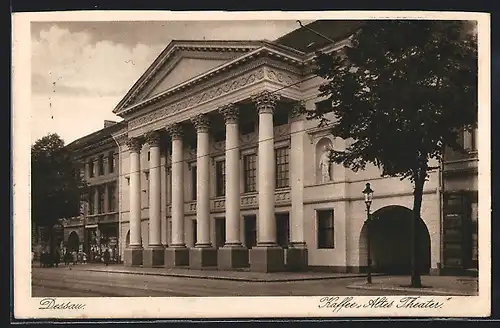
[84,223,119,263]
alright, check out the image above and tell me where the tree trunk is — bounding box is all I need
[411,167,427,288]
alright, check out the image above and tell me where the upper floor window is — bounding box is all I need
[108,182,117,212]
[215,160,226,197]
[98,186,105,214]
[89,160,94,178]
[98,155,104,176]
[88,189,94,215]
[191,165,197,201]
[108,152,115,174]
[275,147,290,188]
[243,154,257,193]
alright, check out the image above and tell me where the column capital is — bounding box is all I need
[218,104,239,124]
[252,90,281,115]
[191,113,210,133]
[167,123,183,140]
[290,100,307,120]
[144,130,161,147]
[126,137,142,153]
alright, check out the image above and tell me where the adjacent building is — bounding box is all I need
[62,120,125,263]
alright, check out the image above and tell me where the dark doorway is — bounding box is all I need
[67,231,80,252]
[276,213,290,248]
[215,218,226,248]
[244,215,257,248]
[359,205,431,274]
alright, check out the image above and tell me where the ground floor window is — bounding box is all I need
[317,209,334,249]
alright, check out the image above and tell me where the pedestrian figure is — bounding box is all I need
[72,251,77,265]
[53,249,60,268]
[103,249,110,267]
[82,252,88,264]
[64,251,71,266]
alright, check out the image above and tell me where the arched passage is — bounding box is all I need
[359,205,431,274]
[67,231,80,253]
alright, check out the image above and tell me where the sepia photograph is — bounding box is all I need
[12,10,490,319]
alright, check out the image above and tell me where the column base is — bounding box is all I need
[123,247,143,267]
[285,247,308,272]
[142,246,165,268]
[189,247,218,269]
[164,247,189,268]
[249,246,285,272]
[218,245,249,270]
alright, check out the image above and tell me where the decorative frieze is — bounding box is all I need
[128,67,266,129]
[252,90,281,115]
[191,113,210,133]
[126,137,142,153]
[167,123,183,140]
[218,104,239,124]
[144,130,161,147]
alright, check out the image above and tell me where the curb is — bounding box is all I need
[84,268,382,283]
[346,284,475,296]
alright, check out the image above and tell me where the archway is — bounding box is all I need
[67,231,80,253]
[359,205,431,275]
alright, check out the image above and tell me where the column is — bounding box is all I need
[189,114,217,268]
[93,187,99,215]
[286,101,308,271]
[104,184,109,213]
[143,130,164,267]
[249,90,285,272]
[124,137,143,266]
[218,104,249,270]
[164,123,189,267]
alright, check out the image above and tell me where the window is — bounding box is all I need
[273,109,289,126]
[88,189,94,215]
[89,160,94,178]
[108,182,117,212]
[166,166,172,204]
[275,147,290,188]
[147,151,150,161]
[243,154,257,192]
[317,209,334,249]
[191,165,197,200]
[315,99,332,112]
[98,186,105,214]
[215,160,226,197]
[98,155,104,176]
[108,152,115,174]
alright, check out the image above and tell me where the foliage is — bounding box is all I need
[303,20,477,286]
[31,133,87,231]
[306,20,477,182]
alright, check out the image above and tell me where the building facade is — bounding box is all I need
[106,21,449,274]
[62,120,124,263]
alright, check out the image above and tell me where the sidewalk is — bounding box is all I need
[347,275,479,296]
[50,263,386,282]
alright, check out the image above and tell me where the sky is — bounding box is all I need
[30,20,305,145]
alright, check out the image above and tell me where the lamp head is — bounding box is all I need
[362,182,374,206]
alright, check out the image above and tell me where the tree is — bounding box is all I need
[304,20,477,287]
[31,133,87,255]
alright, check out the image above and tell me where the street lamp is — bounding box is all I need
[362,182,374,284]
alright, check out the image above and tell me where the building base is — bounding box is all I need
[142,246,165,268]
[189,247,218,269]
[164,247,189,267]
[285,247,308,272]
[123,247,143,267]
[249,246,285,272]
[217,246,249,270]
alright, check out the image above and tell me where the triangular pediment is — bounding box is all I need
[113,41,265,115]
[144,56,232,99]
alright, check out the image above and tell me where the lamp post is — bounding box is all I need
[362,183,374,284]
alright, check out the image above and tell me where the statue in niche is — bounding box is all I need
[319,144,332,183]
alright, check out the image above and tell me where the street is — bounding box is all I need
[32,265,416,297]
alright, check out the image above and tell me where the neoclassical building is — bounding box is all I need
[107,21,449,273]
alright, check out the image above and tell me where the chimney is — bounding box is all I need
[104,120,117,128]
